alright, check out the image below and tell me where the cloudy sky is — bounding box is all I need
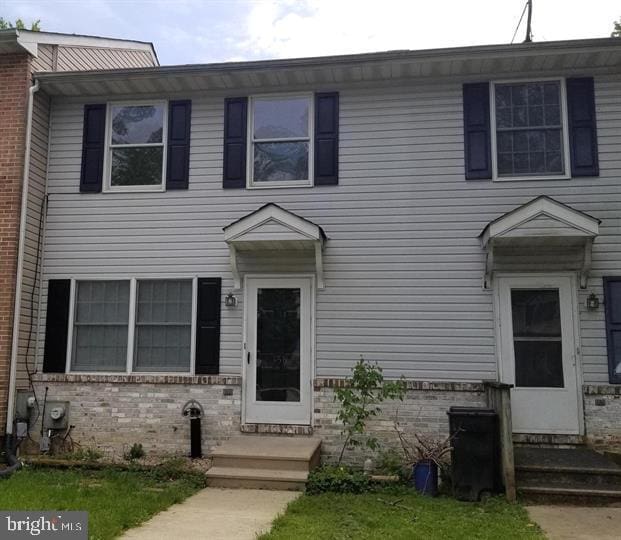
[4,0,620,65]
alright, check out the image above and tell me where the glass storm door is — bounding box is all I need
[498,276,581,434]
[244,277,312,424]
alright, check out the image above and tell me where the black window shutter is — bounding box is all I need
[80,104,106,193]
[463,83,492,180]
[566,77,599,177]
[604,277,621,384]
[195,278,222,375]
[166,100,192,190]
[314,92,339,185]
[43,279,71,373]
[223,97,247,189]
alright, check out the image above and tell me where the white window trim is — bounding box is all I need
[65,277,197,376]
[247,93,314,189]
[490,78,571,182]
[103,100,168,193]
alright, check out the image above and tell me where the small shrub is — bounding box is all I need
[124,443,145,461]
[376,448,409,480]
[72,447,103,462]
[306,465,372,495]
[147,458,207,488]
[334,357,406,464]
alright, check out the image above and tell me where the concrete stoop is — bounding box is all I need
[516,446,621,505]
[205,436,321,491]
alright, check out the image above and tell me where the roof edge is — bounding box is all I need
[34,36,621,82]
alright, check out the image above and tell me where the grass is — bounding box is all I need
[261,487,544,540]
[0,464,204,540]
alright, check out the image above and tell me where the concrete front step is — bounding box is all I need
[206,466,308,491]
[206,435,321,490]
[517,466,621,490]
[518,485,621,506]
[515,446,621,505]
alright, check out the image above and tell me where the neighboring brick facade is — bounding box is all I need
[584,385,621,450]
[0,53,30,436]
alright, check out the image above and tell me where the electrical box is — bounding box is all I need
[42,401,70,431]
[15,390,35,422]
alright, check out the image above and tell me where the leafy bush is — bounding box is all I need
[334,357,406,464]
[71,447,103,462]
[124,443,145,461]
[375,448,409,480]
[146,458,207,488]
[306,465,372,495]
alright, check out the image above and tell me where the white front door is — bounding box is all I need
[244,276,312,425]
[497,275,581,434]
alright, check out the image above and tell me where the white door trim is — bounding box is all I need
[241,274,315,425]
[494,272,584,435]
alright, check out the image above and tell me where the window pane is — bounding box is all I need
[511,288,564,388]
[253,97,309,139]
[111,105,164,145]
[495,81,564,177]
[134,326,191,372]
[511,289,561,337]
[253,142,309,182]
[111,147,163,186]
[514,341,564,388]
[256,288,301,402]
[137,280,192,324]
[134,280,192,372]
[72,281,129,372]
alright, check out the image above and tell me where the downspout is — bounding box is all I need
[4,78,40,457]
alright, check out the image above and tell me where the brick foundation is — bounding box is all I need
[25,376,621,461]
[584,385,621,450]
[0,53,31,435]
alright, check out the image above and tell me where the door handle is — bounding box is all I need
[247,351,251,364]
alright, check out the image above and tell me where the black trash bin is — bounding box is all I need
[447,406,501,501]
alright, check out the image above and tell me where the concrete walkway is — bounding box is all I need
[527,505,621,540]
[121,488,299,540]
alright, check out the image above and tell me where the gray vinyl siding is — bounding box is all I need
[16,91,50,390]
[55,46,155,70]
[33,73,621,384]
[30,44,54,71]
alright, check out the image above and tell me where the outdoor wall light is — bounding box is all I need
[224,292,238,308]
[586,293,600,311]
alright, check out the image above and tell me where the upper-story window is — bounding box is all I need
[105,102,167,191]
[249,95,312,188]
[492,80,569,180]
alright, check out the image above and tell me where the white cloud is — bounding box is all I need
[236,0,621,60]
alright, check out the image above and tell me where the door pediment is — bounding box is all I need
[480,197,600,289]
[224,204,327,289]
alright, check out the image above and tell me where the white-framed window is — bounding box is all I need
[104,101,168,192]
[67,278,195,374]
[491,79,570,181]
[248,94,313,188]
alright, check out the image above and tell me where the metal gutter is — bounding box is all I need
[5,79,40,435]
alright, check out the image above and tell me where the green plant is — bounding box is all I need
[124,443,145,461]
[71,447,103,462]
[334,357,406,464]
[376,448,409,479]
[306,465,372,495]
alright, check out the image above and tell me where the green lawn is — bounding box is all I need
[261,487,544,540]
[0,466,203,540]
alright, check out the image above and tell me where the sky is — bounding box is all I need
[2,0,620,65]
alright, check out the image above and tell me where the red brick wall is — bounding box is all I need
[0,53,30,435]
